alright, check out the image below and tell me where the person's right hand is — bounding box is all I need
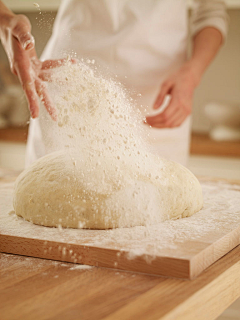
[0,13,73,120]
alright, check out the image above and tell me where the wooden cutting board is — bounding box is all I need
[0,174,240,280]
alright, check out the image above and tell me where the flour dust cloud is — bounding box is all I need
[13,60,203,229]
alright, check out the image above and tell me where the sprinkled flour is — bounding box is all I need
[13,60,203,229]
[1,180,240,261]
[69,265,93,270]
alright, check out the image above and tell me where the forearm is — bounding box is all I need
[187,27,223,85]
[0,1,15,30]
[0,1,14,17]
[0,1,16,51]
[149,27,224,128]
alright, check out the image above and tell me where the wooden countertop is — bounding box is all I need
[0,127,240,157]
[0,126,28,143]
[190,132,240,158]
[1,246,240,320]
[1,171,240,320]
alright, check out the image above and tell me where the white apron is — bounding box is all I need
[26,0,190,167]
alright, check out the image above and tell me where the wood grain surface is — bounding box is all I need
[0,234,192,279]
[1,246,240,320]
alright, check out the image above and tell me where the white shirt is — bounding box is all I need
[26,0,228,167]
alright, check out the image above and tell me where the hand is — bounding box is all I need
[145,62,200,128]
[0,13,74,120]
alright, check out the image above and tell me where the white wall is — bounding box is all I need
[192,9,240,133]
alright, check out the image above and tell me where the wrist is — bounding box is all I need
[0,12,15,40]
[184,59,204,87]
[0,1,15,24]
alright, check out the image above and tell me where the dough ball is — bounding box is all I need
[13,149,203,229]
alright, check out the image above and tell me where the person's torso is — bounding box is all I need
[42,0,188,94]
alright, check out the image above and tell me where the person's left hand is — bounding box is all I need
[145,62,200,128]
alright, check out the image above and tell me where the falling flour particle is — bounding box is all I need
[13,61,203,229]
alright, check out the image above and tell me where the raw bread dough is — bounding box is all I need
[13,62,203,229]
[13,148,203,229]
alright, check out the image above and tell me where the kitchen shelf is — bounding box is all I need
[190,132,240,157]
[5,0,240,12]
[1,127,239,157]
[0,127,28,143]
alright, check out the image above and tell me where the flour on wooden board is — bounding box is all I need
[69,265,93,270]
[2,179,240,264]
[13,60,203,229]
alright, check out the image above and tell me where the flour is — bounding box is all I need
[69,265,93,270]
[2,180,240,262]
[40,60,147,162]
[13,61,203,229]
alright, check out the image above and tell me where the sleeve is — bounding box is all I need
[190,0,229,42]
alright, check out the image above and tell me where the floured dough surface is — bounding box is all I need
[13,149,203,229]
[13,61,203,229]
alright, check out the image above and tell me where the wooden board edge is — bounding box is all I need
[101,246,240,320]
[189,225,240,279]
[0,233,191,279]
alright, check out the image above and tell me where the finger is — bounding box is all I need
[147,110,183,128]
[30,55,42,71]
[20,32,35,51]
[11,37,39,117]
[39,58,78,82]
[15,67,39,118]
[145,114,164,126]
[11,15,35,51]
[146,94,184,127]
[149,87,190,125]
[167,113,187,128]
[41,58,78,70]
[146,103,177,126]
[24,81,39,118]
[146,96,177,125]
[153,81,173,109]
[38,70,53,82]
[35,78,57,121]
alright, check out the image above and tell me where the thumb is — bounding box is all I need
[18,32,35,50]
[153,81,172,109]
[11,15,35,50]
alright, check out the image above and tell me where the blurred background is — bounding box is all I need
[0,0,239,181]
